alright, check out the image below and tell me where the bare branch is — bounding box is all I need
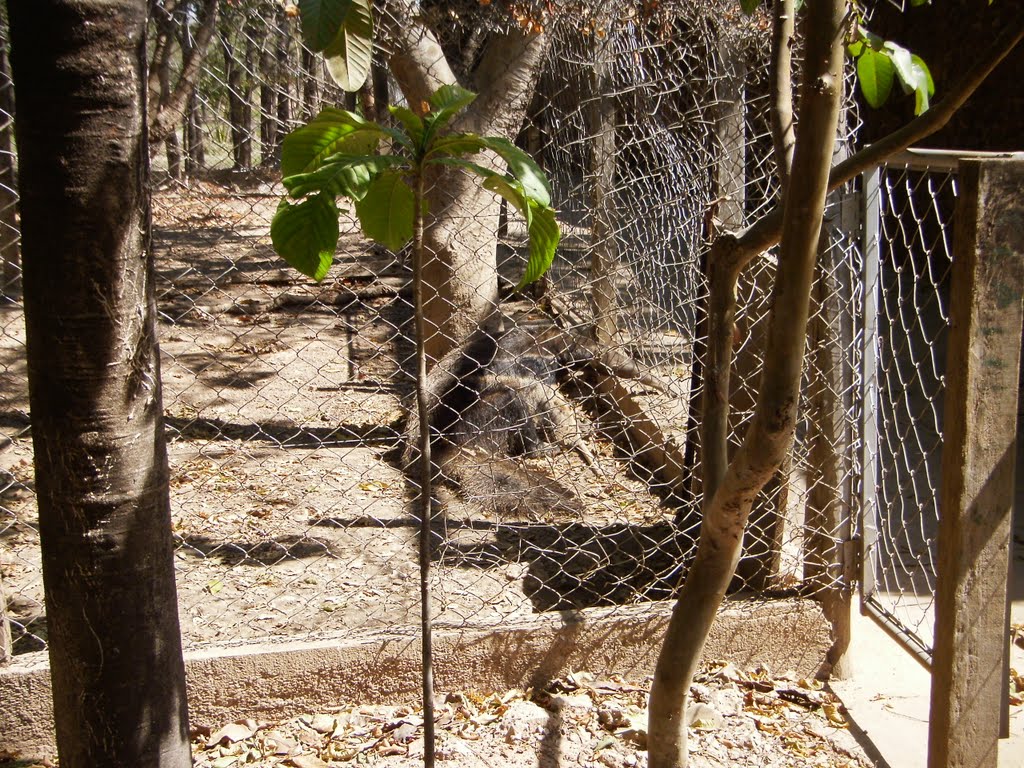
[379,0,459,109]
[458,29,547,137]
[726,15,1024,273]
[769,0,796,192]
[648,0,849,763]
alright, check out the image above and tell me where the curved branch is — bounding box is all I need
[727,15,1024,273]
[458,29,548,138]
[379,0,458,109]
[648,0,849,763]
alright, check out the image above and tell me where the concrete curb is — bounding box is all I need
[0,597,828,760]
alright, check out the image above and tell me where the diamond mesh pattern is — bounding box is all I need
[0,1,864,660]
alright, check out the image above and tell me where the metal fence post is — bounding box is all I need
[927,157,1024,768]
[859,164,881,609]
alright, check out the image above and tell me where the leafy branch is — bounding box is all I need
[270,84,559,288]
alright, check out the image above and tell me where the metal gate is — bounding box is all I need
[860,149,959,665]
[858,148,1018,665]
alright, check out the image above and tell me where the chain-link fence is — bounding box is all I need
[0,1,866,663]
[860,149,965,664]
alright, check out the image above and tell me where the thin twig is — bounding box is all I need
[412,167,436,768]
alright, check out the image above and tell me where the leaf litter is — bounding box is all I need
[187,664,876,768]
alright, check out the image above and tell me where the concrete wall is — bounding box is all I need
[0,597,829,761]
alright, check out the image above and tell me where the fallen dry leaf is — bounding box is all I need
[206,721,255,748]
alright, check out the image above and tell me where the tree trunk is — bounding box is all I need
[180,7,205,175]
[372,52,389,121]
[647,1,847,765]
[301,44,319,120]
[0,28,18,293]
[148,0,219,149]
[8,2,192,766]
[222,31,251,169]
[805,237,852,679]
[184,90,204,174]
[274,4,292,160]
[587,11,618,346]
[383,1,548,363]
[151,14,183,178]
[0,567,11,664]
[259,28,277,165]
[242,11,257,162]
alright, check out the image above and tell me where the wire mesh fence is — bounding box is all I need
[859,150,962,663]
[0,1,867,662]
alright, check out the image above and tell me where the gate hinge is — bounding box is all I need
[842,537,862,584]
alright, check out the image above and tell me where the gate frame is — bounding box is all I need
[858,148,1022,669]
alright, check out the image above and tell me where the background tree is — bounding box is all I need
[149,0,220,175]
[375,0,551,364]
[7,1,192,766]
[219,0,255,169]
[0,6,18,293]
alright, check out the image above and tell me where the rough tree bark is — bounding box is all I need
[381,0,548,364]
[274,3,293,160]
[259,22,278,165]
[0,567,11,664]
[8,1,192,766]
[301,44,320,120]
[647,0,848,764]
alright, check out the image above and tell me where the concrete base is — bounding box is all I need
[0,596,829,761]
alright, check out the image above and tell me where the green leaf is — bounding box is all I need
[281,108,386,176]
[299,0,352,52]
[885,42,933,114]
[323,0,373,91]
[912,54,935,96]
[283,154,405,199]
[857,48,895,108]
[422,85,478,145]
[739,0,760,14]
[472,135,552,207]
[861,29,885,52]
[426,134,488,159]
[428,84,478,115]
[847,39,865,58]
[884,41,916,92]
[910,54,935,114]
[355,170,415,251]
[271,194,340,281]
[388,105,425,149]
[518,201,559,288]
[482,174,533,229]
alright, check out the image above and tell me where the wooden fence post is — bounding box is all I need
[927,158,1024,768]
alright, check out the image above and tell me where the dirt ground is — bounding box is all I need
[0,178,698,655]
[0,180,882,767]
[0,172,968,768]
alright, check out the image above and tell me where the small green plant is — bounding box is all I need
[270,83,559,287]
[269,85,559,768]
